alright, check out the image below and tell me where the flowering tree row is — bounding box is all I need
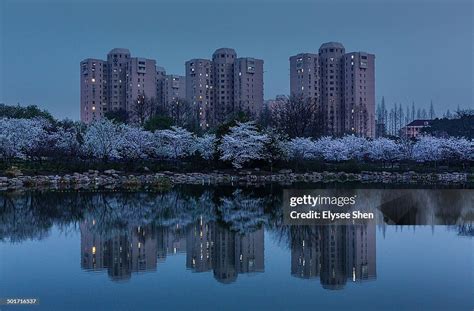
[0,118,472,168]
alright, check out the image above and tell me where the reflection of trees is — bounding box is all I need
[3,187,471,288]
[218,190,268,233]
[0,192,87,242]
[449,224,474,237]
[0,188,272,243]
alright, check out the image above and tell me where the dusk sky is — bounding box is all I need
[1,0,472,120]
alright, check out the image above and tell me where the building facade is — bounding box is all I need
[185,59,214,128]
[289,53,320,106]
[163,74,186,109]
[186,48,264,128]
[81,48,159,124]
[80,59,108,123]
[125,57,158,122]
[289,42,375,137]
[400,119,431,138]
[234,57,264,119]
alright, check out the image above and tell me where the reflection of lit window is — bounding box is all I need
[92,106,96,111]
[92,246,96,254]
[91,78,96,82]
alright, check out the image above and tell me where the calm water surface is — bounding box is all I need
[0,185,472,311]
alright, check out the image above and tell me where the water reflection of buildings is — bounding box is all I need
[186,219,264,284]
[291,224,376,290]
[80,218,264,283]
[80,222,158,281]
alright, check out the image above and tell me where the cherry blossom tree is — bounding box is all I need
[54,127,81,157]
[218,121,269,168]
[339,135,369,160]
[367,138,402,163]
[153,126,196,159]
[412,136,444,162]
[82,119,123,160]
[195,134,216,160]
[285,137,317,160]
[442,137,473,162]
[0,118,48,160]
[321,137,349,161]
[118,125,154,159]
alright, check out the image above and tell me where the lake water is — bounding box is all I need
[0,185,472,311]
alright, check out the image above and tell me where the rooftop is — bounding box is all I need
[108,48,131,55]
[406,120,431,127]
[319,42,345,51]
[213,48,237,56]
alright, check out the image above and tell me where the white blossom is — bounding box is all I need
[153,126,196,159]
[285,137,317,160]
[118,125,153,159]
[218,122,269,168]
[0,118,48,159]
[412,136,444,162]
[196,134,216,160]
[367,138,402,162]
[82,119,123,160]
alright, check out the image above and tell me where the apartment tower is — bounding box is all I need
[185,59,213,128]
[289,42,375,137]
[186,48,264,128]
[81,48,159,124]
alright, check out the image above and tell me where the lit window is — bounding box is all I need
[91,78,96,83]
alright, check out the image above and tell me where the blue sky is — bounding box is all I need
[0,0,472,120]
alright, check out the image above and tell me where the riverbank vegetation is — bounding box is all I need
[0,104,472,175]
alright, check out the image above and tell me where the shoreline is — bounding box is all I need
[0,170,471,191]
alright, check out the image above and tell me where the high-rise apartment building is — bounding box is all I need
[185,59,213,128]
[156,66,167,109]
[186,48,264,128]
[125,57,158,122]
[81,48,158,124]
[289,53,320,102]
[107,48,130,113]
[163,75,186,107]
[212,48,237,124]
[289,42,375,137]
[80,59,108,123]
[234,57,264,118]
[343,52,376,137]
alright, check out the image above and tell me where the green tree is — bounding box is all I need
[144,115,174,132]
[422,110,474,138]
[104,109,128,124]
[0,103,55,122]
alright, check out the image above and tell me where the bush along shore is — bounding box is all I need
[0,169,471,191]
